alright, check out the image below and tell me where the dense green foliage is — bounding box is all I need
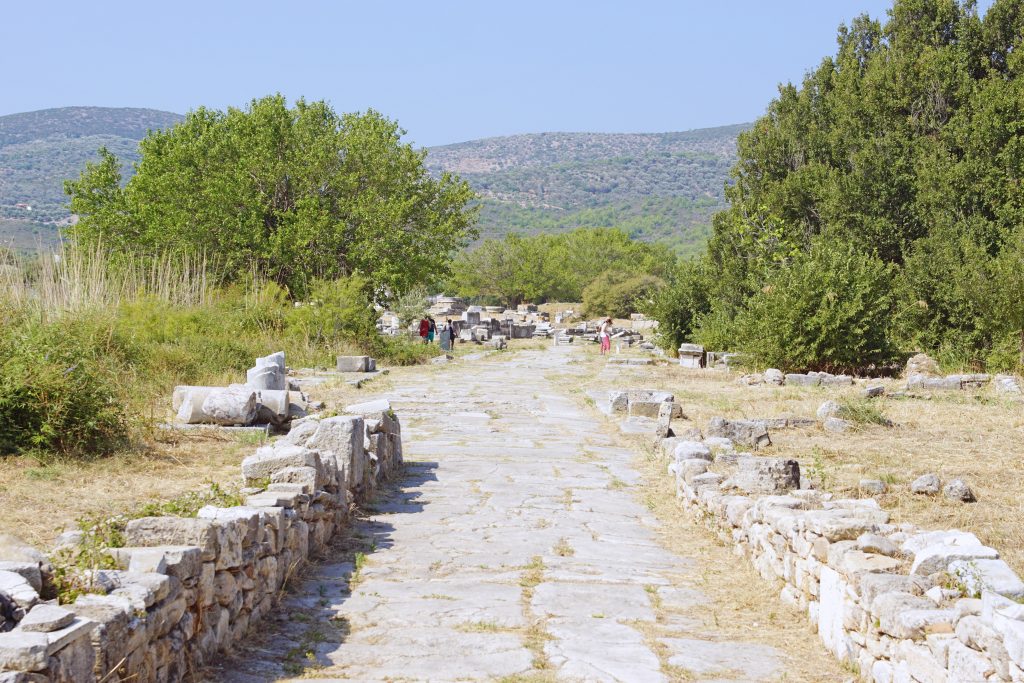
[448,228,675,307]
[708,240,897,372]
[0,257,437,458]
[582,272,665,320]
[424,127,747,252]
[650,0,1024,372]
[66,96,477,298]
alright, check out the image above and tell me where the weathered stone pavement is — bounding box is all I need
[218,347,784,682]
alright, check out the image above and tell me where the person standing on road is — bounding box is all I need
[599,317,613,355]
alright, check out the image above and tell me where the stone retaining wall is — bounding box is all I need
[0,403,402,682]
[668,445,1024,682]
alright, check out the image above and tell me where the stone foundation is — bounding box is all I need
[0,405,403,682]
[669,449,1024,682]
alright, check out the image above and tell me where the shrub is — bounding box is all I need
[0,312,133,457]
[641,260,710,350]
[718,239,897,372]
[583,271,665,319]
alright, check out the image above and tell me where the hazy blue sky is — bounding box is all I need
[2,0,995,146]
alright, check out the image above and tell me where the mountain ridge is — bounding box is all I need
[0,106,747,254]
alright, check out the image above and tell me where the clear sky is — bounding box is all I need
[1,0,995,147]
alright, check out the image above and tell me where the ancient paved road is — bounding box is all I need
[219,346,783,682]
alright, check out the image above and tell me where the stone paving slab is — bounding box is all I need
[217,346,786,682]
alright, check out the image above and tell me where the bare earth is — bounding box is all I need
[212,345,842,682]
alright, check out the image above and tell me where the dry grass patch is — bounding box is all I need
[584,349,1024,578]
[0,430,252,547]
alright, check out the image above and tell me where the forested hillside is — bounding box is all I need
[425,126,748,255]
[0,107,182,246]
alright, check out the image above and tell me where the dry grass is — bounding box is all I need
[584,349,1024,579]
[0,430,252,546]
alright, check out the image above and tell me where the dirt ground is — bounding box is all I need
[0,348,452,548]
[568,343,1024,580]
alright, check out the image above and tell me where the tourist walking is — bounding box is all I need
[599,317,612,355]
[427,317,437,343]
[419,317,430,343]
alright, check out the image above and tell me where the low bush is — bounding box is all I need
[582,271,665,319]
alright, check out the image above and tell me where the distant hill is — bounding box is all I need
[0,107,183,247]
[0,107,747,255]
[424,125,749,256]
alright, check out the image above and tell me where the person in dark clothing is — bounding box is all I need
[427,317,437,343]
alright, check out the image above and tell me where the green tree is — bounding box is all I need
[66,96,477,299]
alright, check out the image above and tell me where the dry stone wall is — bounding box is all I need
[666,437,1024,682]
[0,402,402,682]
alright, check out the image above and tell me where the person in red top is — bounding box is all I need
[418,317,430,343]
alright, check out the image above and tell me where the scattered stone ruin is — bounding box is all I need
[591,377,1024,682]
[0,401,403,682]
[173,352,318,429]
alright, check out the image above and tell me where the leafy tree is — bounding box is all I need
[582,271,665,319]
[66,96,477,299]
[449,227,676,306]
[659,0,1024,371]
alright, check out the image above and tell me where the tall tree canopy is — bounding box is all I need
[66,95,477,298]
[659,0,1024,370]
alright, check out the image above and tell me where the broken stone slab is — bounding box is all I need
[0,563,41,594]
[723,456,799,495]
[246,365,285,392]
[270,465,320,494]
[344,398,391,414]
[672,441,712,462]
[123,517,229,563]
[803,508,890,542]
[241,445,320,486]
[336,355,374,373]
[950,559,1024,600]
[785,373,821,387]
[706,417,771,449]
[0,571,38,611]
[0,631,48,672]
[108,546,203,582]
[16,604,74,633]
[903,529,983,555]
[306,416,365,489]
[906,353,941,376]
[857,533,898,556]
[89,570,171,604]
[911,473,941,495]
[607,357,653,366]
[911,543,1000,576]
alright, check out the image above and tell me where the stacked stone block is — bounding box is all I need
[667,443,1024,681]
[0,404,403,682]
